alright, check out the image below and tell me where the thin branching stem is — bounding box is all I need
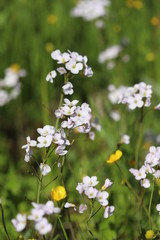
[57,216,69,240]
[149,180,154,229]
[0,201,10,240]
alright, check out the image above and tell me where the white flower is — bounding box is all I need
[79,204,87,213]
[129,167,146,181]
[120,134,130,144]
[51,49,61,60]
[76,183,85,194]
[57,67,67,75]
[37,125,55,137]
[97,191,109,206]
[64,202,76,208]
[35,218,52,235]
[156,203,160,213]
[140,178,150,188]
[110,110,120,122]
[84,187,98,199]
[65,59,83,74]
[62,82,74,95]
[104,206,115,218]
[83,176,99,187]
[37,135,53,148]
[28,209,45,222]
[21,136,37,153]
[102,179,113,190]
[56,52,70,64]
[127,94,144,110]
[98,45,122,63]
[44,201,61,214]
[11,214,27,232]
[46,70,57,83]
[55,145,68,156]
[40,163,51,176]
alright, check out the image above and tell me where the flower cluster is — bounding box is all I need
[71,0,110,22]
[0,65,26,106]
[119,82,152,110]
[11,201,61,235]
[46,50,93,84]
[98,45,122,64]
[22,125,70,167]
[130,146,160,188]
[76,176,114,218]
[108,82,152,110]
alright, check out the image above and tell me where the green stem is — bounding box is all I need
[0,201,10,240]
[57,216,69,240]
[135,108,144,168]
[149,180,154,229]
[86,200,97,239]
[37,175,43,204]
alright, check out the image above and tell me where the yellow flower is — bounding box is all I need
[45,42,54,53]
[107,150,122,164]
[151,16,159,26]
[146,52,155,62]
[47,14,57,24]
[145,230,154,239]
[51,186,67,201]
[133,1,143,9]
[10,64,20,72]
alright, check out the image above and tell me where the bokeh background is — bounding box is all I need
[1,0,160,239]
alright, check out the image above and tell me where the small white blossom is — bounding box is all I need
[46,70,57,83]
[35,218,52,235]
[79,204,87,213]
[37,135,53,148]
[11,214,27,232]
[104,206,115,218]
[65,59,83,74]
[40,163,51,176]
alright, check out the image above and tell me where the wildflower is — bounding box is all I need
[101,178,113,190]
[98,45,122,63]
[120,134,130,144]
[96,191,109,206]
[65,59,83,74]
[37,125,55,136]
[28,209,45,222]
[110,110,120,122]
[82,176,99,187]
[71,0,110,21]
[107,150,122,164]
[145,230,154,239]
[57,67,67,75]
[45,42,54,53]
[47,14,57,24]
[79,204,87,213]
[35,218,52,235]
[64,202,76,208]
[37,135,53,148]
[104,206,115,218]
[146,52,155,62]
[40,163,51,176]
[51,186,67,201]
[11,214,27,232]
[46,70,57,83]
[84,187,98,199]
[151,16,159,26]
[140,179,150,188]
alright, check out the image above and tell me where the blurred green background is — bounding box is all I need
[1,0,160,239]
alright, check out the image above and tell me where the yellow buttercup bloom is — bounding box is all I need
[47,14,57,24]
[51,186,67,201]
[107,150,122,164]
[10,64,20,72]
[151,16,159,26]
[145,230,154,239]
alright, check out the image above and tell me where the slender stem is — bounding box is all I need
[135,108,144,168]
[86,200,97,239]
[149,180,154,229]
[57,216,69,240]
[0,201,10,240]
[37,175,43,203]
